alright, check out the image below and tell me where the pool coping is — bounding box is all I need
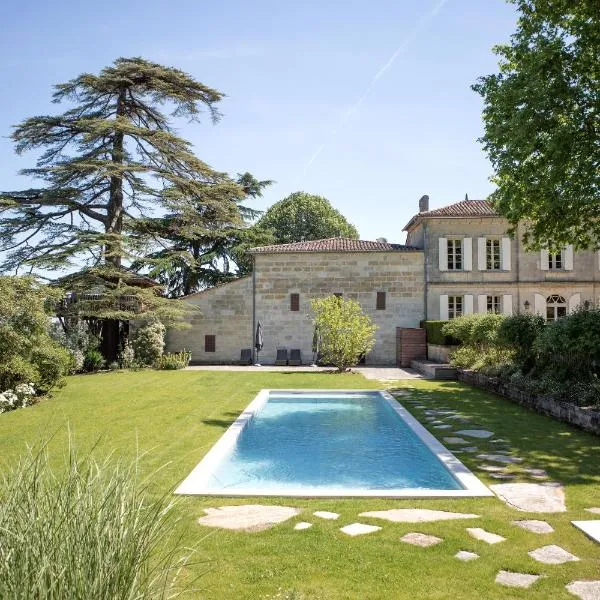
[175,389,494,498]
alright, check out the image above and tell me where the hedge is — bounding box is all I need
[420,320,460,346]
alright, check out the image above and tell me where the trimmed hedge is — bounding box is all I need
[420,320,460,346]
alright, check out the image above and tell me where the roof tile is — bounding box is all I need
[249,238,419,254]
[403,199,498,230]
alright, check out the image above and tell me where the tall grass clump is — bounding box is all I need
[0,443,192,599]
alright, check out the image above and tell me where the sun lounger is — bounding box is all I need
[275,348,288,366]
[288,349,302,366]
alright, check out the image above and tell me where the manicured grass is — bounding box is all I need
[1,371,599,599]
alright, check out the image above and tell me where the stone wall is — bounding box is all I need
[254,251,425,365]
[457,370,600,436]
[427,343,456,363]
[165,277,253,364]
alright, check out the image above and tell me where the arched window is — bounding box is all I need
[546,295,567,321]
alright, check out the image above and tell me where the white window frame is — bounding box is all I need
[486,239,501,271]
[548,251,563,270]
[448,295,463,319]
[447,239,463,271]
[487,295,501,313]
[546,294,567,321]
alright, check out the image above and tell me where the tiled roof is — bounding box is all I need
[249,237,420,254]
[403,199,498,230]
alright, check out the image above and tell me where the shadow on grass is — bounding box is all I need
[397,381,600,487]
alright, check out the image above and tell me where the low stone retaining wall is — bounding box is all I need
[427,344,458,363]
[457,370,600,436]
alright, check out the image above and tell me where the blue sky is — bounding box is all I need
[0,0,517,244]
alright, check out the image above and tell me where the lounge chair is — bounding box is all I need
[237,348,252,365]
[275,348,288,366]
[288,349,302,366]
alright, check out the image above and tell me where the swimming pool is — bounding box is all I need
[176,390,492,497]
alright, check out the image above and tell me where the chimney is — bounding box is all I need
[376,237,388,243]
[418,195,429,213]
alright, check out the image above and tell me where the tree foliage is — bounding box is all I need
[255,192,359,244]
[0,57,258,314]
[0,276,71,392]
[311,296,377,372]
[473,0,600,249]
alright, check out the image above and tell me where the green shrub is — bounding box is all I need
[0,276,70,392]
[132,321,166,367]
[118,340,137,369]
[442,313,506,346]
[421,320,459,346]
[83,349,105,372]
[0,443,191,599]
[157,351,192,370]
[498,313,545,372]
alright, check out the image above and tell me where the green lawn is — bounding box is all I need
[1,370,599,599]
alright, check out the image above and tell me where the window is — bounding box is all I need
[546,295,567,321]
[447,239,462,270]
[487,295,501,314]
[376,291,386,310]
[290,293,299,311]
[204,334,216,352]
[448,296,463,319]
[486,239,501,270]
[549,252,562,270]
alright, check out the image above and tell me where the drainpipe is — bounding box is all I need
[252,255,256,363]
[515,224,521,313]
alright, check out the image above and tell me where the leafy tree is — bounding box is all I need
[0,276,71,392]
[311,296,377,372]
[473,0,600,249]
[255,192,359,244]
[0,57,252,356]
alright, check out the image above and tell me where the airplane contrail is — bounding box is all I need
[301,0,450,175]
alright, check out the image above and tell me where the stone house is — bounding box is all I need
[166,196,598,365]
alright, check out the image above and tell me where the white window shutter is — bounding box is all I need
[440,295,449,320]
[463,237,473,271]
[569,293,581,313]
[478,238,487,271]
[439,238,448,271]
[564,245,574,270]
[540,249,549,271]
[501,237,511,271]
[478,294,487,313]
[503,294,513,316]
[464,294,474,315]
[534,293,546,316]
[597,250,600,270]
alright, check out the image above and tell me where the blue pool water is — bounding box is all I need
[204,392,463,492]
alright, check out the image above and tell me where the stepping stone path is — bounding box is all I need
[512,520,554,534]
[466,527,506,544]
[455,550,479,561]
[572,520,600,544]
[489,473,515,480]
[198,505,300,532]
[359,509,479,523]
[455,429,494,439]
[294,522,312,530]
[443,437,469,445]
[585,507,600,514]
[566,581,600,600]
[529,544,579,565]
[340,523,381,537]
[495,571,540,589]
[478,464,506,472]
[477,453,523,464]
[490,483,567,513]
[460,446,479,452]
[313,511,339,520]
[491,438,508,444]
[434,425,453,430]
[400,532,443,547]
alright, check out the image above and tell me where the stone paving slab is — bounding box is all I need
[572,520,600,545]
[294,522,313,530]
[478,464,507,473]
[313,511,339,520]
[455,550,479,561]
[489,473,515,480]
[340,523,381,536]
[477,454,523,464]
[529,544,579,565]
[466,527,506,544]
[490,483,567,513]
[198,505,300,532]
[443,437,469,445]
[585,507,600,515]
[359,509,479,523]
[400,532,443,547]
[495,570,540,589]
[455,429,494,439]
[512,519,554,534]
[433,424,453,430]
[566,580,600,600]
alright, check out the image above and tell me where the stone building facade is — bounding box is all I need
[166,196,598,365]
